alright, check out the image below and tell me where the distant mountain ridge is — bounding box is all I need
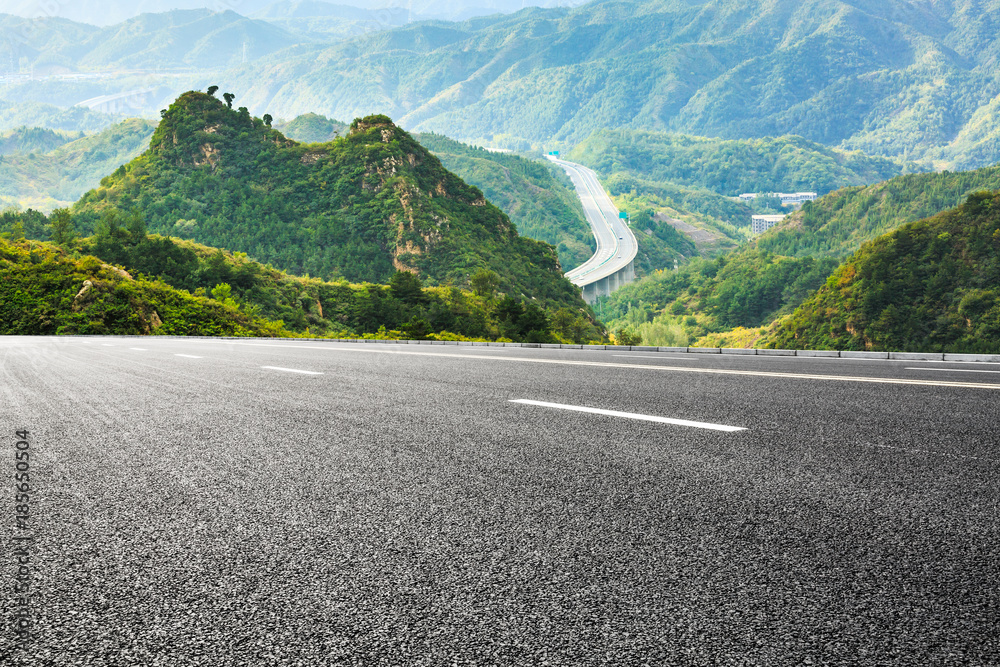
[216,0,1000,169]
[0,10,298,72]
[7,1,1000,169]
[0,119,155,211]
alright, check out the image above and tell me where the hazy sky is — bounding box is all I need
[3,0,585,25]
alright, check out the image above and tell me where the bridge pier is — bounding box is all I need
[580,260,635,305]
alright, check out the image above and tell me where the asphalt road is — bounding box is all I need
[2,337,998,666]
[547,157,638,285]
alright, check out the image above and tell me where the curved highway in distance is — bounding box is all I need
[547,156,638,291]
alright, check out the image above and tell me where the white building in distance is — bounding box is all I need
[751,214,787,235]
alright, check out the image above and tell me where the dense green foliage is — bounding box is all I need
[622,206,698,277]
[0,236,285,336]
[417,133,595,269]
[72,92,585,313]
[0,127,80,155]
[598,251,838,347]
[0,119,155,211]
[758,166,1000,258]
[277,113,348,144]
[0,206,601,342]
[570,131,909,197]
[600,163,1000,346]
[763,192,1000,353]
[208,0,1000,170]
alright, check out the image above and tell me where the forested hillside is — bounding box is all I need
[0,10,297,72]
[0,206,603,342]
[0,235,285,337]
[214,0,1000,170]
[757,166,1000,258]
[8,1,1000,169]
[0,119,156,211]
[569,131,909,197]
[72,91,585,312]
[762,192,1000,353]
[277,113,349,144]
[417,133,595,269]
[0,127,81,155]
[599,165,1000,347]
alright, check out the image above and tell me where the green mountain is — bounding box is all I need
[0,119,156,211]
[0,10,299,72]
[0,127,81,155]
[756,166,1000,259]
[415,133,594,269]
[598,164,1000,347]
[72,91,584,312]
[565,129,917,269]
[568,131,910,198]
[276,112,349,143]
[219,0,1000,169]
[252,1,412,41]
[0,99,121,134]
[762,192,1000,353]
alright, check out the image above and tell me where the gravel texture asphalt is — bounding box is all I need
[2,337,998,666]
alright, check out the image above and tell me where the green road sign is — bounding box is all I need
[619,211,628,219]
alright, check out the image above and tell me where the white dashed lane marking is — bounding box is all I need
[906,367,1000,374]
[261,366,323,375]
[510,399,746,432]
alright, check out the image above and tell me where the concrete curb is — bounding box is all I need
[945,353,1000,362]
[841,351,889,359]
[889,352,944,361]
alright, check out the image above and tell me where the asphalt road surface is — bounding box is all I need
[2,337,998,666]
[547,157,638,285]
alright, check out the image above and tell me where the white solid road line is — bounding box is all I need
[230,343,1000,391]
[175,354,203,359]
[906,367,1000,374]
[510,399,746,432]
[261,366,323,375]
[129,348,148,351]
